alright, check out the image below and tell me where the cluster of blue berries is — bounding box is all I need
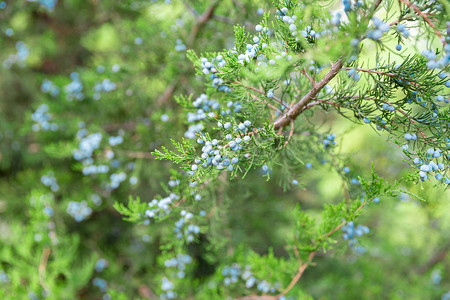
[381,103,396,112]
[93,78,116,100]
[82,164,109,176]
[92,277,108,292]
[350,178,360,185]
[66,201,93,222]
[189,121,252,173]
[323,133,336,148]
[160,277,176,299]
[200,56,230,92]
[185,123,204,139]
[368,17,391,40]
[91,193,102,206]
[343,0,362,12]
[41,79,60,97]
[278,8,299,35]
[279,6,332,41]
[342,221,369,253]
[109,172,127,189]
[65,72,84,101]
[73,131,102,161]
[174,39,186,52]
[35,0,58,11]
[3,41,29,69]
[95,258,109,273]
[5,27,13,36]
[174,210,200,242]
[41,173,60,192]
[331,13,341,26]
[422,45,450,72]
[0,270,10,283]
[347,67,360,81]
[185,94,242,139]
[396,23,410,38]
[400,132,418,151]
[412,148,449,183]
[222,264,282,296]
[31,104,59,132]
[108,135,123,146]
[164,254,192,279]
[188,94,220,122]
[145,193,180,220]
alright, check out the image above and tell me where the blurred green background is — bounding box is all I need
[0,0,449,299]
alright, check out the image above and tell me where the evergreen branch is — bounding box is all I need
[277,201,367,298]
[273,59,344,129]
[398,0,447,45]
[276,251,316,299]
[241,201,367,300]
[344,67,419,87]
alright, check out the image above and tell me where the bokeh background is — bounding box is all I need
[0,0,449,299]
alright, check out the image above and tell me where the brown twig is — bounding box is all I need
[301,69,318,88]
[277,251,316,298]
[284,120,295,146]
[39,247,51,292]
[273,59,344,129]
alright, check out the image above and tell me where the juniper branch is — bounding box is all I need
[273,59,344,129]
[398,0,447,46]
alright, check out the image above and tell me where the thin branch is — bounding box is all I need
[273,59,344,129]
[398,0,447,46]
[183,1,198,16]
[302,98,344,111]
[344,67,421,87]
[277,252,316,298]
[301,69,317,88]
[156,78,179,106]
[239,202,367,300]
[417,241,450,274]
[39,247,51,293]
[187,1,220,46]
[284,120,295,146]
[234,81,290,108]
